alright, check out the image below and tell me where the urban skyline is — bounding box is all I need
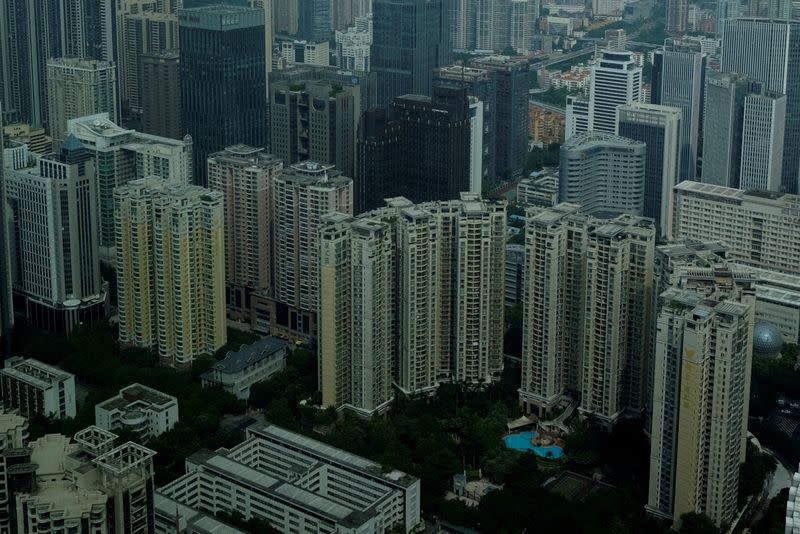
[0,1,799,533]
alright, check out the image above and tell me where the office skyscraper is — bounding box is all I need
[617,103,682,236]
[298,0,332,42]
[652,44,705,182]
[717,0,740,35]
[273,162,353,318]
[0,0,61,126]
[46,58,118,144]
[371,0,451,109]
[721,19,800,193]
[116,0,179,120]
[740,90,786,191]
[0,112,13,356]
[269,80,360,180]
[115,178,226,367]
[140,51,182,140]
[5,138,107,333]
[355,108,401,213]
[588,50,642,134]
[435,65,497,186]
[519,204,655,419]
[559,132,646,217]
[702,72,750,188]
[393,86,472,203]
[180,5,268,186]
[207,146,282,317]
[68,113,193,256]
[648,263,754,527]
[470,55,530,178]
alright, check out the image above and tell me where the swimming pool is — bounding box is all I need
[503,431,564,459]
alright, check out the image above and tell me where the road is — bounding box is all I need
[528,100,565,115]
[532,47,595,70]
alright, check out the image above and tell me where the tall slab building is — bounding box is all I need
[180,5,268,186]
[721,19,800,193]
[371,0,451,109]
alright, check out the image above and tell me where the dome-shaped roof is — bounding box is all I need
[753,321,783,358]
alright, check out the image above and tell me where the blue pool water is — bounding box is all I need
[503,431,564,459]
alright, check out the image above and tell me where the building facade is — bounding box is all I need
[617,103,682,236]
[5,138,107,333]
[702,72,750,188]
[371,0,451,109]
[588,50,642,134]
[115,178,226,367]
[180,5,267,186]
[272,162,353,327]
[140,50,182,140]
[200,337,288,400]
[519,204,655,420]
[67,113,193,255]
[721,19,800,193]
[652,44,705,182]
[207,145,282,316]
[270,80,360,180]
[46,58,118,144]
[739,90,786,192]
[470,56,530,177]
[0,357,76,419]
[672,181,800,275]
[95,383,179,439]
[648,268,754,527]
[320,194,506,414]
[159,424,421,533]
[559,132,646,218]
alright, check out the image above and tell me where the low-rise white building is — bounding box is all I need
[0,357,76,418]
[788,464,800,533]
[95,384,178,439]
[159,423,421,534]
[200,337,287,400]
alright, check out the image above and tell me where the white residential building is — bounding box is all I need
[335,15,372,72]
[95,384,179,439]
[200,337,288,400]
[15,427,156,534]
[158,423,422,534]
[0,357,76,418]
[789,465,800,534]
[671,181,800,275]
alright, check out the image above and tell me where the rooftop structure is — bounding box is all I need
[201,337,288,400]
[0,357,76,418]
[95,384,179,439]
[159,423,421,533]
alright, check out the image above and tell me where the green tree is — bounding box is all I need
[679,512,719,534]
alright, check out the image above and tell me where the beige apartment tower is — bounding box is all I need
[46,58,118,144]
[319,214,396,415]
[648,269,754,527]
[319,193,506,415]
[115,178,226,367]
[208,146,282,317]
[519,204,656,423]
[272,161,352,321]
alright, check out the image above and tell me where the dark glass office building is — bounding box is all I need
[393,85,471,203]
[179,5,267,186]
[355,108,401,213]
[371,0,451,109]
[298,0,332,43]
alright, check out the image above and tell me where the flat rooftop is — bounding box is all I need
[96,383,176,412]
